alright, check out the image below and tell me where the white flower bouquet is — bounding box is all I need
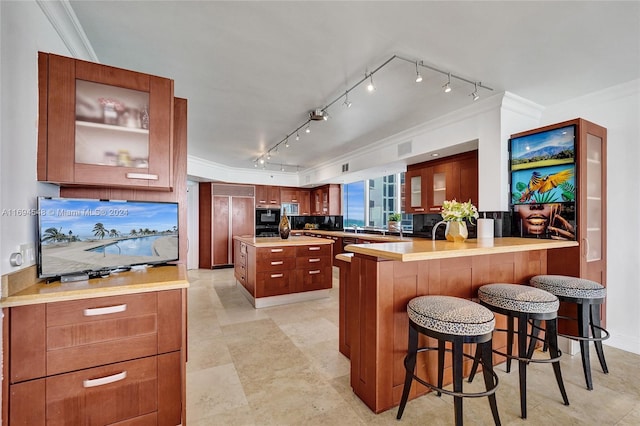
[440,199,479,223]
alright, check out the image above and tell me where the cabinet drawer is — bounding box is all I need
[46,356,158,425]
[296,255,331,269]
[46,293,159,375]
[297,266,333,292]
[295,244,331,257]
[257,246,296,259]
[257,256,296,272]
[256,270,294,297]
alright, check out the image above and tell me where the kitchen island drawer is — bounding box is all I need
[256,246,296,260]
[296,266,333,292]
[295,255,331,269]
[295,244,331,257]
[256,270,294,297]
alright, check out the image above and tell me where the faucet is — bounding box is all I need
[432,221,449,240]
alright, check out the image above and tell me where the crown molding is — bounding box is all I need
[36,0,97,61]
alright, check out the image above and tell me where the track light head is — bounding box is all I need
[343,91,352,108]
[471,82,479,101]
[415,61,422,83]
[295,132,300,141]
[285,138,290,148]
[259,157,265,165]
[254,162,258,168]
[305,124,310,133]
[367,74,376,92]
[267,152,271,160]
[443,82,452,93]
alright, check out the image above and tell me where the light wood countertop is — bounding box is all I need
[345,237,578,262]
[233,235,335,247]
[0,264,189,308]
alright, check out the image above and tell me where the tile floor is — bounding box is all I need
[186,267,640,425]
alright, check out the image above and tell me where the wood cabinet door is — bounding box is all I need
[299,189,311,215]
[231,196,255,263]
[457,153,479,205]
[281,187,298,203]
[405,169,426,213]
[39,53,174,190]
[212,196,231,266]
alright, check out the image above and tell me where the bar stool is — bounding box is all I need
[529,275,609,390]
[471,283,569,419]
[397,295,500,426]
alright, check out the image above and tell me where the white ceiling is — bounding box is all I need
[68,1,640,176]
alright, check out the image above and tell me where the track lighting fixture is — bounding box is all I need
[254,162,258,168]
[252,54,492,169]
[415,61,423,83]
[367,73,376,92]
[443,73,452,93]
[281,165,285,172]
[343,91,352,108]
[471,82,479,101]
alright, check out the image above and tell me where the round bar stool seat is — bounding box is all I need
[530,275,610,390]
[471,283,569,419]
[397,295,501,426]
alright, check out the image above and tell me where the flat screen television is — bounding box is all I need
[38,197,179,279]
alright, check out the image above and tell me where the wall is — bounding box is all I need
[540,79,640,354]
[0,2,71,276]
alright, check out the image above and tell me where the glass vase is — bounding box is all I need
[279,208,290,239]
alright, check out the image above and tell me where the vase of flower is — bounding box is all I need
[279,208,290,239]
[445,221,468,242]
[440,199,478,243]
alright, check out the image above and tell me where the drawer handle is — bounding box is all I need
[271,261,284,265]
[270,248,283,253]
[308,270,321,275]
[83,371,127,388]
[308,247,321,251]
[309,258,320,263]
[125,172,159,180]
[414,208,425,212]
[271,273,284,278]
[83,304,127,317]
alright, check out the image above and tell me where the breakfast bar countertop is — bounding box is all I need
[345,236,578,262]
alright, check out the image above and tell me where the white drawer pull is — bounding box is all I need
[83,371,127,388]
[309,247,321,251]
[271,261,284,265]
[309,258,320,263]
[270,248,283,253]
[271,273,284,278]
[309,270,321,275]
[126,173,159,180]
[83,304,127,317]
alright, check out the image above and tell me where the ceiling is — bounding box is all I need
[68,1,640,177]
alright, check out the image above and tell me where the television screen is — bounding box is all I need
[38,197,179,279]
[510,125,575,171]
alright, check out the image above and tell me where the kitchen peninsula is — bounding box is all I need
[338,237,578,413]
[233,235,334,308]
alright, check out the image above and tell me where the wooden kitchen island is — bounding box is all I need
[339,237,578,414]
[233,235,334,308]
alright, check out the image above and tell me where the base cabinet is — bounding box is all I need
[5,290,185,425]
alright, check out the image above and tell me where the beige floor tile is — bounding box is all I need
[186,268,640,425]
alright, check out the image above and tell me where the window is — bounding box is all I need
[342,172,412,231]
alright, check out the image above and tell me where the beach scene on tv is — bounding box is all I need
[510,125,575,171]
[38,198,178,278]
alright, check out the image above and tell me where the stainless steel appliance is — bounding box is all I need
[255,208,280,237]
[281,202,299,216]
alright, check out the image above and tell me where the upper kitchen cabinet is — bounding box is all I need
[37,52,174,190]
[404,151,478,214]
[312,184,341,215]
[255,185,281,208]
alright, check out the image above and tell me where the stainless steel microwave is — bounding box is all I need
[281,202,299,216]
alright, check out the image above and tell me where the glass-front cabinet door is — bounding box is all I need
[38,52,174,190]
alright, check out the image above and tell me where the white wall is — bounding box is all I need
[0,1,70,277]
[539,79,640,354]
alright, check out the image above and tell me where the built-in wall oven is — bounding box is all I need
[255,208,280,237]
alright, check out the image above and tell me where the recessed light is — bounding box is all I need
[431,153,439,157]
